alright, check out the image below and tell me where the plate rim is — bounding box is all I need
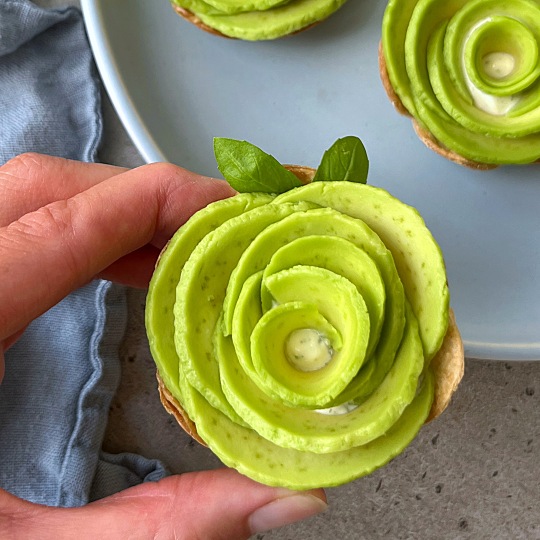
[81,0,165,163]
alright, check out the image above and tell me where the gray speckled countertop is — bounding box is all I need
[98,95,540,540]
[36,2,540,536]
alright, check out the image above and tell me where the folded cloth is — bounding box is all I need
[0,0,167,507]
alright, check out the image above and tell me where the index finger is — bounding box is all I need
[0,161,234,341]
[0,153,127,226]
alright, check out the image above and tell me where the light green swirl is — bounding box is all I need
[382,0,540,165]
[146,181,448,488]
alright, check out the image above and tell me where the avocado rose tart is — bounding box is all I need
[145,136,464,490]
[170,0,349,40]
[380,0,540,169]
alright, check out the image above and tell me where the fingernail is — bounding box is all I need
[248,492,327,535]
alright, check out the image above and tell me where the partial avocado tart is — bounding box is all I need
[146,137,464,489]
[380,0,540,169]
[170,0,349,40]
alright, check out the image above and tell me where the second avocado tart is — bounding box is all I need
[380,0,540,168]
[170,0,349,40]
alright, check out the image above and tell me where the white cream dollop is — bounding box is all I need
[482,51,516,79]
[315,402,359,416]
[285,329,333,372]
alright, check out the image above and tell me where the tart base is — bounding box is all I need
[153,164,464,477]
[172,5,232,39]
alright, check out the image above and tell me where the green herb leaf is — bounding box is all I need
[313,136,369,183]
[214,138,302,194]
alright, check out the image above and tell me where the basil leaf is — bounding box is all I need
[313,136,369,183]
[214,138,302,194]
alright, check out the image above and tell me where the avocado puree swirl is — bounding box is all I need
[171,0,349,40]
[382,0,540,165]
[146,179,450,489]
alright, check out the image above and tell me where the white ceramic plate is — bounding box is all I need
[81,0,540,360]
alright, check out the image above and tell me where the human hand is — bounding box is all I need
[0,153,327,539]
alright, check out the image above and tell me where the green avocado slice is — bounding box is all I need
[275,181,448,362]
[173,0,349,40]
[218,301,423,453]
[174,199,315,421]
[262,234,386,360]
[382,0,540,164]
[252,300,344,381]
[146,193,272,408]
[221,205,406,404]
[223,207,397,341]
[246,265,370,409]
[414,87,540,164]
[179,368,433,489]
[427,1,540,137]
[444,5,540,99]
[231,270,348,407]
[429,22,540,138]
[381,0,421,116]
[198,0,291,15]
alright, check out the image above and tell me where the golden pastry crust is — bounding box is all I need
[426,309,464,422]
[283,164,318,184]
[172,5,233,39]
[157,373,207,446]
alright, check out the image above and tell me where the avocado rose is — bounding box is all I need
[170,0,349,40]
[145,137,464,489]
[380,0,540,168]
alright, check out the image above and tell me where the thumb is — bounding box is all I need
[2,468,327,540]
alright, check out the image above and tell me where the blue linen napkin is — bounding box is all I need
[0,0,167,507]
